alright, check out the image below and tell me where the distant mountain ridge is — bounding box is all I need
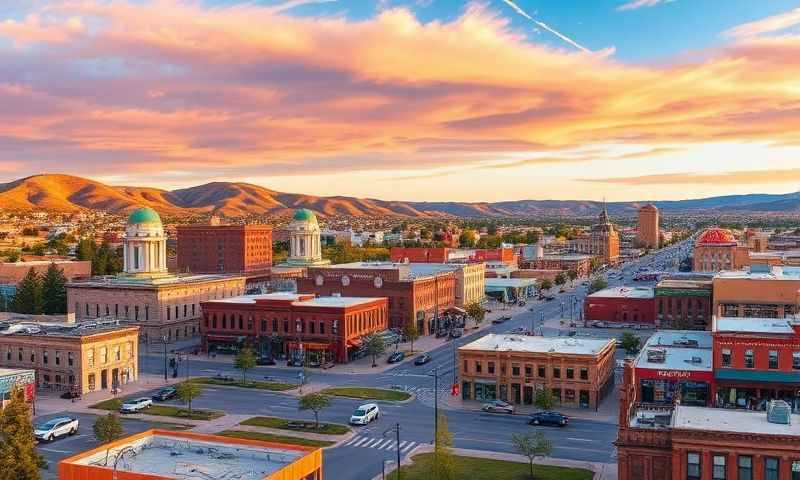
[1,174,799,218]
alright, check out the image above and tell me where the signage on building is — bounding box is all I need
[636,367,713,382]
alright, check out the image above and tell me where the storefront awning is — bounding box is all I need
[287,341,334,351]
[347,338,363,348]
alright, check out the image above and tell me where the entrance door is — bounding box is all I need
[512,384,521,404]
[524,386,534,405]
[101,369,108,390]
[112,368,119,389]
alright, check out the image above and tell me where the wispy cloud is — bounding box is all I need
[724,7,800,38]
[265,0,338,14]
[617,0,673,12]
[581,169,800,185]
[498,0,591,52]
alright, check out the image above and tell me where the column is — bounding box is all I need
[123,241,128,272]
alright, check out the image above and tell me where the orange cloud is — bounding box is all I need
[724,7,800,38]
[582,169,800,186]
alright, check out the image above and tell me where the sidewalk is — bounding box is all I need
[373,444,617,480]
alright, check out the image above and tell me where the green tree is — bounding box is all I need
[364,333,386,367]
[458,231,476,248]
[554,272,567,289]
[11,268,43,314]
[403,323,420,353]
[587,277,608,294]
[0,387,40,480]
[234,347,257,384]
[620,332,641,354]
[589,257,603,273]
[524,230,540,244]
[429,411,455,480]
[567,269,578,286]
[93,413,124,466]
[4,250,20,263]
[539,279,553,294]
[75,238,96,262]
[534,387,554,411]
[176,382,204,415]
[298,393,331,429]
[465,302,485,328]
[511,431,553,480]
[41,263,67,314]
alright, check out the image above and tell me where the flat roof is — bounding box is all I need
[655,278,712,290]
[210,293,309,304]
[588,286,654,299]
[0,367,35,377]
[460,334,613,356]
[644,330,713,349]
[68,433,309,480]
[0,320,138,338]
[484,278,537,288]
[207,293,384,308]
[673,405,800,436]
[541,254,595,261]
[715,265,800,281]
[293,297,384,308]
[636,345,712,372]
[70,273,242,288]
[714,317,797,335]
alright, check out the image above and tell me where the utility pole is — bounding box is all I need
[161,335,168,382]
[433,366,439,448]
[383,423,402,480]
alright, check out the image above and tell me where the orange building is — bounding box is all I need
[712,264,800,319]
[637,204,660,249]
[59,429,323,480]
[692,228,751,272]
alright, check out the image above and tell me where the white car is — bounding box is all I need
[34,416,79,442]
[350,403,380,425]
[120,397,153,413]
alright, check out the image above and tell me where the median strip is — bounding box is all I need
[186,376,295,391]
[240,416,351,435]
[217,430,335,448]
[319,387,411,402]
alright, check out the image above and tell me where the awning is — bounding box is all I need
[287,341,334,351]
[205,335,241,341]
[446,306,467,314]
[347,338,363,348]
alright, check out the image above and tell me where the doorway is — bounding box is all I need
[101,369,108,390]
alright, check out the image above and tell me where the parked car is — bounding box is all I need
[120,397,153,413]
[387,351,406,363]
[350,403,380,425]
[34,416,79,442]
[414,354,432,365]
[481,400,514,414]
[152,387,177,401]
[529,411,569,427]
[450,328,463,339]
[256,356,276,366]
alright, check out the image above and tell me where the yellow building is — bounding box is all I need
[0,321,139,395]
[410,262,485,307]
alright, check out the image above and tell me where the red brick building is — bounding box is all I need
[200,293,388,364]
[524,254,593,278]
[297,262,455,335]
[0,260,91,285]
[390,247,450,263]
[654,277,713,330]
[584,286,656,325]
[176,224,272,276]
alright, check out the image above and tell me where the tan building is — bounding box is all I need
[68,207,246,343]
[570,206,620,265]
[458,334,616,409]
[636,204,660,249]
[712,264,800,318]
[410,262,485,308]
[0,321,139,395]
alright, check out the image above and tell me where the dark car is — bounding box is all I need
[529,411,569,427]
[387,351,406,363]
[414,354,432,365]
[256,356,276,366]
[152,387,177,401]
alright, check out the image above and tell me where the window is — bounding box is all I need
[68,352,74,366]
[512,365,520,377]
[238,316,243,330]
[463,360,468,373]
[55,351,61,365]
[310,322,316,334]
[721,348,731,367]
[18,348,22,362]
[5,348,10,361]
[273,319,278,332]
[475,361,482,374]
[713,455,726,480]
[564,389,575,402]
[212,315,217,329]
[580,368,588,380]
[769,350,779,369]
[488,362,495,374]
[553,367,561,379]
[283,320,289,333]
[765,458,779,480]
[320,322,325,334]
[261,320,267,332]
[738,456,752,480]
[793,351,800,370]
[525,365,532,376]
[744,350,754,368]
[114,346,121,361]
[100,347,107,364]
[566,368,574,379]
[43,350,48,364]
[30,351,35,363]
[129,342,134,359]
[687,452,701,480]
[792,460,800,480]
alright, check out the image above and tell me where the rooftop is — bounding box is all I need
[588,286,654,299]
[644,330,713,349]
[655,278,713,290]
[0,319,138,338]
[209,293,310,304]
[673,405,800,436]
[635,344,712,372]
[484,277,537,288]
[459,334,613,356]
[207,293,385,309]
[295,296,385,308]
[69,272,241,288]
[713,316,798,335]
[65,431,316,480]
[541,253,595,261]
[715,265,800,281]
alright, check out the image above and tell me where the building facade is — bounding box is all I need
[654,277,713,330]
[68,207,246,343]
[458,334,615,409]
[526,254,593,278]
[692,227,750,272]
[0,368,35,408]
[570,207,620,265]
[637,204,660,249]
[200,293,388,364]
[176,222,272,275]
[283,209,330,267]
[409,262,485,308]
[584,287,657,325]
[0,260,91,286]
[0,322,139,395]
[712,265,800,319]
[297,262,455,335]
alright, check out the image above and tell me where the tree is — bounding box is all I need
[567,269,578,286]
[511,431,553,480]
[4,250,19,263]
[75,238,96,262]
[403,322,420,353]
[620,332,641,354]
[176,382,204,415]
[554,272,567,289]
[41,263,67,314]
[298,393,331,429]
[465,302,485,328]
[93,413,124,466]
[364,333,386,367]
[458,231,476,248]
[539,279,553,294]
[534,387,554,411]
[11,268,43,314]
[429,411,455,480]
[0,387,40,480]
[587,277,608,294]
[589,257,603,273]
[524,230,540,244]
[234,347,257,384]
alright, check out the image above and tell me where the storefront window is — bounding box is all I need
[793,352,800,370]
[564,389,575,403]
[792,460,800,480]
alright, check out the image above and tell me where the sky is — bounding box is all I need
[1,0,800,202]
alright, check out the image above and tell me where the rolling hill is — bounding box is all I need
[1,174,799,218]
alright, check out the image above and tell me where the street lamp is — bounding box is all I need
[428,367,441,447]
[383,423,402,480]
[160,335,168,382]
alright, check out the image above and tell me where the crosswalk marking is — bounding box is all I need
[343,435,418,453]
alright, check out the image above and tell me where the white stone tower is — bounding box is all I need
[123,207,169,277]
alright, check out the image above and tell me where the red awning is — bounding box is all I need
[347,338,363,348]
[287,341,334,351]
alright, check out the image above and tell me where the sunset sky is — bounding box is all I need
[1,0,800,202]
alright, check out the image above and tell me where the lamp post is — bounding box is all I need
[383,423,402,480]
[428,366,440,447]
[160,335,168,383]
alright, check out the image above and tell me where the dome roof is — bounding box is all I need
[127,207,162,226]
[293,208,317,223]
[697,227,736,245]
[640,204,658,211]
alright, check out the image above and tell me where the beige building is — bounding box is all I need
[570,206,620,265]
[636,204,659,249]
[0,321,139,395]
[67,207,246,343]
[410,262,485,308]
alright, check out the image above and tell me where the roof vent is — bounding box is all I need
[647,348,667,363]
[689,356,702,364]
[767,400,792,425]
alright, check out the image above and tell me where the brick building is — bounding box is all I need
[637,204,660,249]
[200,293,388,364]
[525,254,593,278]
[0,259,91,285]
[584,286,657,325]
[0,321,139,395]
[692,227,751,273]
[570,207,620,265]
[458,334,615,409]
[297,262,455,335]
[390,247,450,263]
[654,277,713,330]
[176,222,272,276]
[408,262,485,308]
[713,264,800,319]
